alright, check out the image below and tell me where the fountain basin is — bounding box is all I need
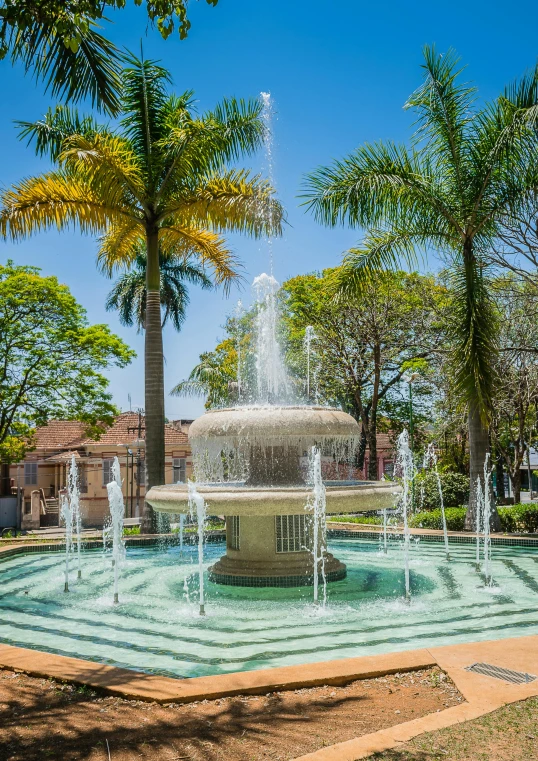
[145,481,397,516]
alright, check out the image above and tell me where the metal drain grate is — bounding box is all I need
[465,662,537,684]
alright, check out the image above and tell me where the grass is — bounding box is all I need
[369,696,538,760]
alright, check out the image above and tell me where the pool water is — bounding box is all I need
[1,537,537,678]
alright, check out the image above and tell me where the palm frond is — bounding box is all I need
[97,220,145,275]
[159,225,242,294]
[405,45,475,194]
[7,18,121,114]
[448,257,499,419]
[166,169,284,237]
[0,172,134,240]
[119,54,171,177]
[59,133,146,204]
[16,105,105,161]
[335,224,448,300]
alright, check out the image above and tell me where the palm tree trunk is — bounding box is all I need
[142,226,165,534]
[465,402,500,530]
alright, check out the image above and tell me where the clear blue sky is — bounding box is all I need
[1,0,536,418]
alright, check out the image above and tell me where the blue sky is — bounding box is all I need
[1,0,536,418]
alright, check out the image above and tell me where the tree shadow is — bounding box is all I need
[0,669,373,760]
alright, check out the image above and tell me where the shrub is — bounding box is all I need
[498,504,538,533]
[123,526,140,536]
[409,507,467,531]
[415,471,470,510]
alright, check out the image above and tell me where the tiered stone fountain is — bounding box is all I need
[146,274,396,588]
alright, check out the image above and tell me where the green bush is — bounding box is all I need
[498,504,538,533]
[409,507,467,531]
[409,503,538,533]
[123,526,140,536]
[415,471,470,510]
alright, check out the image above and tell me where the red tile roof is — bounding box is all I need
[79,412,188,446]
[34,421,87,450]
[34,413,188,451]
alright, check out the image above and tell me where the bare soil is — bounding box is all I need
[0,666,461,761]
[370,695,538,761]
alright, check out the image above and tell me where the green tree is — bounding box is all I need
[106,248,213,331]
[303,46,538,528]
[0,260,134,464]
[0,56,283,531]
[172,335,240,409]
[0,0,218,114]
[281,268,446,479]
[490,276,538,503]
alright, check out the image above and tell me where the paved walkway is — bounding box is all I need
[0,635,537,760]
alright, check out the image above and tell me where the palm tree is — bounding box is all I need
[303,47,538,528]
[106,248,213,332]
[0,54,283,531]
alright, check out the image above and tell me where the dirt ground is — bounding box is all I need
[370,695,538,761]
[0,667,461,761]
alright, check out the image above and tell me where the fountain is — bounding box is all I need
[106,457,125,604]
[396,430,413,601]
[68,455,83,579]
[60,493,73,593]
[423,444,450,560]
[147,273,396,588]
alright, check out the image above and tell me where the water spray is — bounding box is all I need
[188,481,206,616]
[68,455,83,579]
[424,444,450,561]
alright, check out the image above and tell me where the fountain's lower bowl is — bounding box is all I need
[145,480,398,516]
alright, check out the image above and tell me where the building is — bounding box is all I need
[10,413,193,529]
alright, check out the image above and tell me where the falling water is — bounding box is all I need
[306,447,327,605]
[252,273,290,403]
[260,91,275,276]
[60,494,73,593]
[188,482,206,616]
[107,457,125,604]
[235,299,244,401]
[179,513,185,555]
[482,455,492,585]
[304,326,316,402]
[397,430,413,601]
[475,475,483,571]
[382,508,388,554]
[68,455,83,579]
[424,444,450,560]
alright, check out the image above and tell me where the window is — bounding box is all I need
[227,516,240,550]
[173,457,187,483]
[276,514,307,553]
[383,461,394,480]
[24,462,37,486]
[102,458,115,486]
[79,466,88,494]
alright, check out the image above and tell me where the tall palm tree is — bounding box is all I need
[106,248,213,332]
[303,47,538,528]
[0,54,283,531]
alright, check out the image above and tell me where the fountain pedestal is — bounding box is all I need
[208,515,346,587]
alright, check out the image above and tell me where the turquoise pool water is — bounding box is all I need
[1,537,537,678]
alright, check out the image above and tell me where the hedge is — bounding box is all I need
[409,503,538,533]
[409,507,467,531]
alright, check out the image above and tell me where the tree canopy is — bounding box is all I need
[0,0,219,113]
[0,260,135,463]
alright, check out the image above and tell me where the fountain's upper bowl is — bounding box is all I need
[188,405,360,445]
